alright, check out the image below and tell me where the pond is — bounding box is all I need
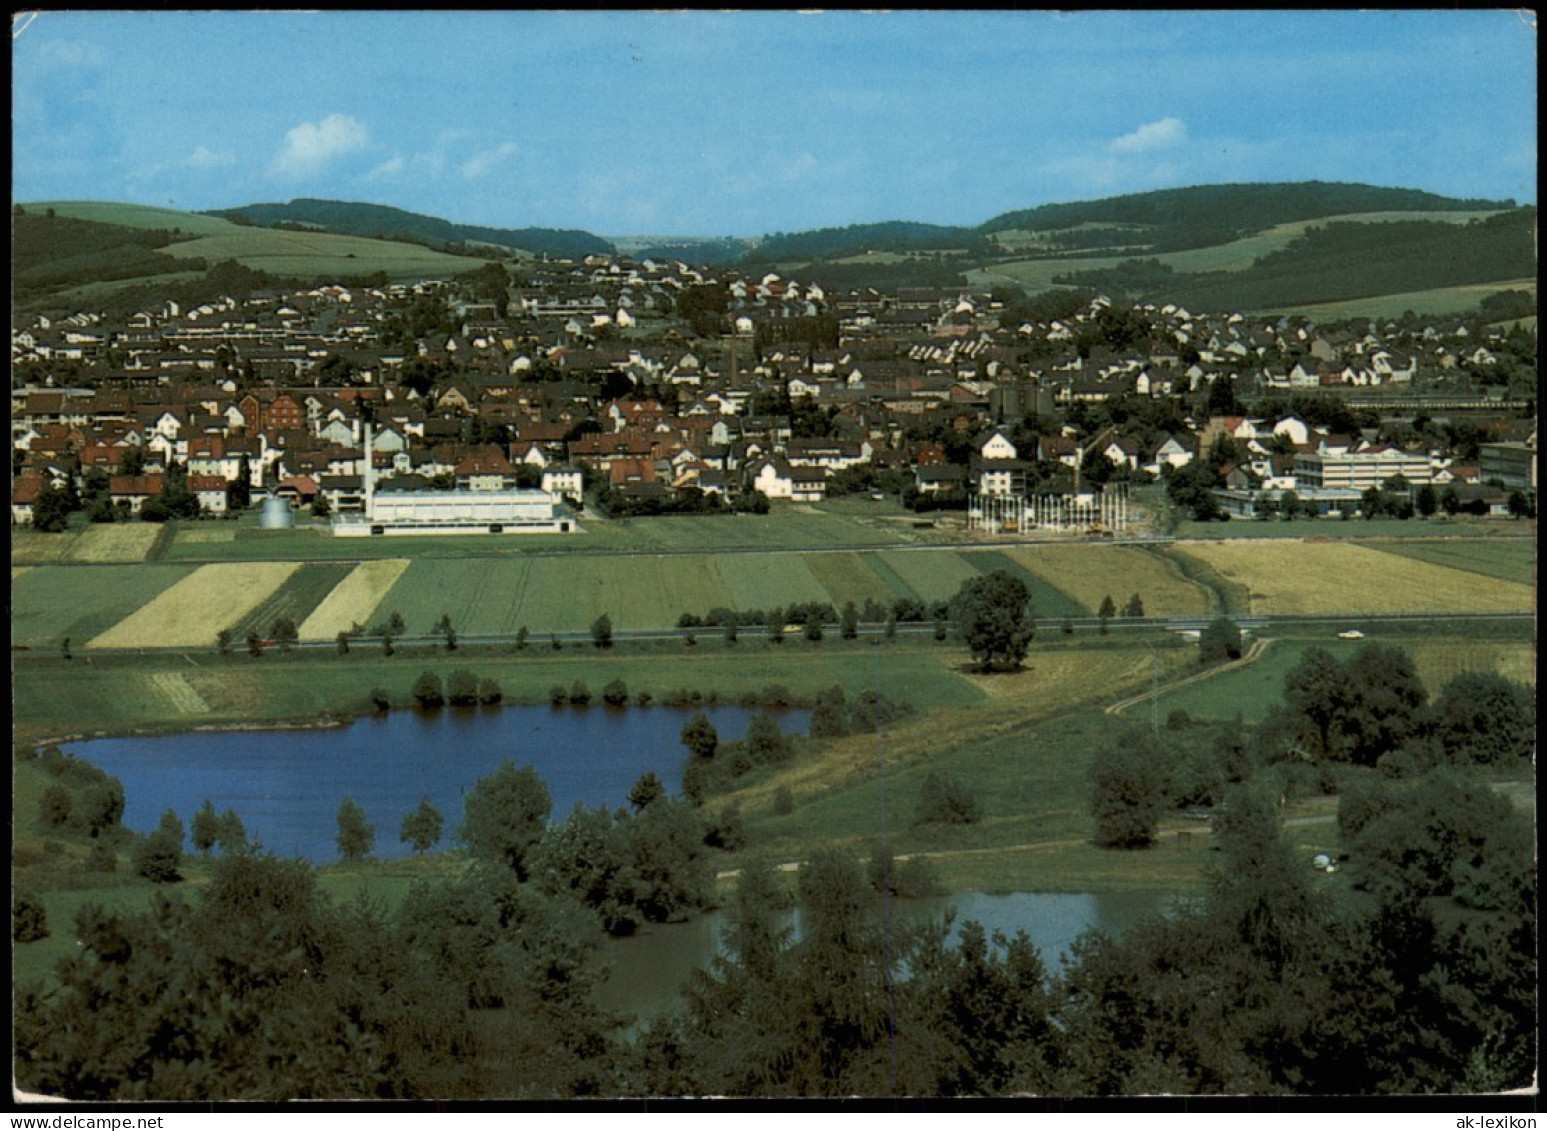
[596,888,1188,1024]
[65,703,808,862]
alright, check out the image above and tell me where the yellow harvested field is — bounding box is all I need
[10,532,77,563]
[1175,540,1535,615]
[1003,545,1213,616]
[297,558,410,640]
[12,566,32,581]
[67,524,163,562]
[87,562,301,649]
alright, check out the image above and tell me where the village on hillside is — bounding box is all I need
[10,250,1538,533]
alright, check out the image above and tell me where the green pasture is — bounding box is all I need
[1151,630,1535,724]
[1363,537,1537,586]
[29,201,240,236]
[874,549,982,602]
[11,564,194,649]
[1270,278,1535,321]
[803,551,911,610]
[736,696,1211,894]
[717,553,832,614]
[1170,516,1523,540]
[963,550,1087,618]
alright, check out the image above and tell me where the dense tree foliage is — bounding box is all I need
[458,761,552,880]
[949,569,1036,673]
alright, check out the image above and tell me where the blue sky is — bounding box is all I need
[11,10,1537,236]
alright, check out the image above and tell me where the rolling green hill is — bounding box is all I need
[13,202,499,316]
[978,181,1515,250]
[210,198,615,259]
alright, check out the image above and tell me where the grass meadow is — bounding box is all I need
[1152,631,1536,723]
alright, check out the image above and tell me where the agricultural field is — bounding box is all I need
[1364,538,1537,587]
[1003,544,1213,618]
[86,562,301,649]
[225,563,357,641]
[298,559,412,640]
[1172,539,1535,616]
[11,564,194,649]
[972,210,1511,299]
[873,549,982,603]
[12,530,83,564]
[64,524,166,563]
[1274,278,1535,321]
[962,551,1086,619]
[803,552,910,611]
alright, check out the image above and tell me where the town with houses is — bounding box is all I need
[10,251,1538,533]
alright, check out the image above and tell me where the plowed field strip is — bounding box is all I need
[86,562,301,649]
[298,558,411,640]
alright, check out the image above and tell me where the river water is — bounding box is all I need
[65,703,807,861]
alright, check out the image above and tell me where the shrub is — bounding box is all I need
[411,670,445,709]
[39,784,72,828]
[134,829,184,883]
[569,680,592,706]
[602,678,630,707]
[12,888,48,943]
[915,772,982,826]
[772,786,795,816]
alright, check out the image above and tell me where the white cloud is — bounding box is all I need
[184,145,233,170]
[271,114,370,178]
[1110,117,1188,153]
[460,141,520,180]
[367,155,406,180]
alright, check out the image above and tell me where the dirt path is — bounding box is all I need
[1104,635,1273,718]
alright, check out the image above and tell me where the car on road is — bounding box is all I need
[1337,629,1366,640]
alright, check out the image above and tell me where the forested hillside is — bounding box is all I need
[981,181,1516,250]
[1054,207,1537,311]
[12,212,204,297]
[746,221,989,263]
[211,199,615,259]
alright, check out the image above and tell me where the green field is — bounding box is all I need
[11,564,195,649]
[1272,278,1535,321]
[1364,538,1537,586]
[963,550,1086,618]
[971,210,1513,304]
[1152,632,1536,722]
[33,201,492,281]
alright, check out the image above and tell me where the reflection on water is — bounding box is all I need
[65,704,807,862]
[596,888,1185,1024]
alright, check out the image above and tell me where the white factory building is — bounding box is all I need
[332,425,580,537]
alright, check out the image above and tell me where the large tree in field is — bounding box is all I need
[949,570,1036,672]
[459,761,552,879]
